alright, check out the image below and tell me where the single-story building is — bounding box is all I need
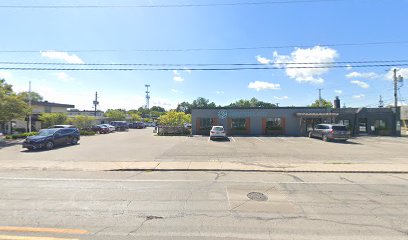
[2,101,74,134]
[192,106,400,137]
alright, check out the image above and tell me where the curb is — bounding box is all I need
[107,168,408,174]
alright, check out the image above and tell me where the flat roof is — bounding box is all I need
[192,107,329,110]
[32,101,75,108]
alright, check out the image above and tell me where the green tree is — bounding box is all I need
[192,97,216,108]
[150,106,166,112]
[0,79,30,125]
[176,101,192,114]
[310,99,333,108]
[38,113,68,128]
[67,115,95,130]
[105,109,127,121]
[228,97,276,108]
[159,111,191,126]
[17,91,44,102]
[130,113,142,122]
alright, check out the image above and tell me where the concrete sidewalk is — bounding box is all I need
[1,159,408,173]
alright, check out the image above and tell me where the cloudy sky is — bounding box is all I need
[0,0,407,110]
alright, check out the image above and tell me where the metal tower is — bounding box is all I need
[145,84,150,109]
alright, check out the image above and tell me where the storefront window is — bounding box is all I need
[375,120,387,129]
[338,119,350,127]
[231,118,246,130]
[266,117,282,130]
[199,118,212,130]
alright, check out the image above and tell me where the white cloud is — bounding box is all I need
[171,89,183,94]
[54,72,75,82]
[346,71,380,79]
[248,81,280,91]
[334,90,343,94]
[151,97,178,110]
[256,55,272,64]
[0,71,12,79]
[385,68,408,81]
[352,94,365,99]
[216,91,225,94]
[41,50,84,64]
[351,80,370,89]
[173,70,184,82]
[346,64,352,70]
[272,46,338,84]
[274,96,289,100]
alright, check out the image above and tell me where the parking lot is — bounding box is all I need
[1,128,407,164]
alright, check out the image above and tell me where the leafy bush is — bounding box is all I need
[9,132,38,139]
[80,130,96,136]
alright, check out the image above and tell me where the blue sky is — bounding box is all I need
[1,0,408,110]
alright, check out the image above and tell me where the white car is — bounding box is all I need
[210,126,226,140]
[101,124,115,132]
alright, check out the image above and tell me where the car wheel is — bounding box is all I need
[308,132,313,138]
[71,137,78,145]
[45,141,54,150]
[322,135,329,142]
[27,147,34,151]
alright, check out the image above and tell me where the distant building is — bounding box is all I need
[3,101,74,134]
[401,106,408,136]
[67,109,107,125]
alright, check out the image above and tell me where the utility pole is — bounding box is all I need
[28,81,32,133]
[379,95,384,108]
[318,88,323,107]
[93,92,99,117]
[275,103,279,107]
[393,68,404,108]
[145,84,150,109]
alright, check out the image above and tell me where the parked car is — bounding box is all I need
[184,123,192,129]
[210,126,226,140]
[22,128,80,150]
[145,122,156,127]
[100,124,115,132]
[91,125,109,134]
[110,121,129,131]
[49,125,76,129]
[308,124,350,142]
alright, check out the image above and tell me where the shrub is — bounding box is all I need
[79,130,96,136]
[10,132,38,139]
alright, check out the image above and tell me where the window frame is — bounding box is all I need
[231,118,246,130]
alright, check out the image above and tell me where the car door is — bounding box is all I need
[53,129,66,146]
[60,129,72,144]
[313,125,321,137]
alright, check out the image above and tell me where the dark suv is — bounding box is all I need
[110,121,129,131]
[308,124,350,142]
[22,128,80,150]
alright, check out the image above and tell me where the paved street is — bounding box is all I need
[0,170,407,239]
[1,129,408,165]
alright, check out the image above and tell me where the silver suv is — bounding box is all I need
[308,124,350,142]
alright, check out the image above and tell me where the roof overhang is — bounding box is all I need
[296,113,339,117]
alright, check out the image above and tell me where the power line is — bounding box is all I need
[1,60,408,66]
[1,63,408,71]
[0,0,347,9]
[1,41,408,53]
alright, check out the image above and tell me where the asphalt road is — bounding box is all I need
[1,128,408,165]
[1,170,407,240]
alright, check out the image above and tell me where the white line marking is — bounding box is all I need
[253,137,264,142]
[0,177,404,185]
[225,187,231,210]
[230,137,236,142]
[0,177,202,183]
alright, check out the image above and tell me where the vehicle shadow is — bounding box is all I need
[211,137,231,142]
[21,143,80,153]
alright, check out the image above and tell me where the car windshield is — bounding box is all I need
[37,129,58,136]
[213,127,224,131]
[332,126,348,131]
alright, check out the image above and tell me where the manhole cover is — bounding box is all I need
[247,192,268,201]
